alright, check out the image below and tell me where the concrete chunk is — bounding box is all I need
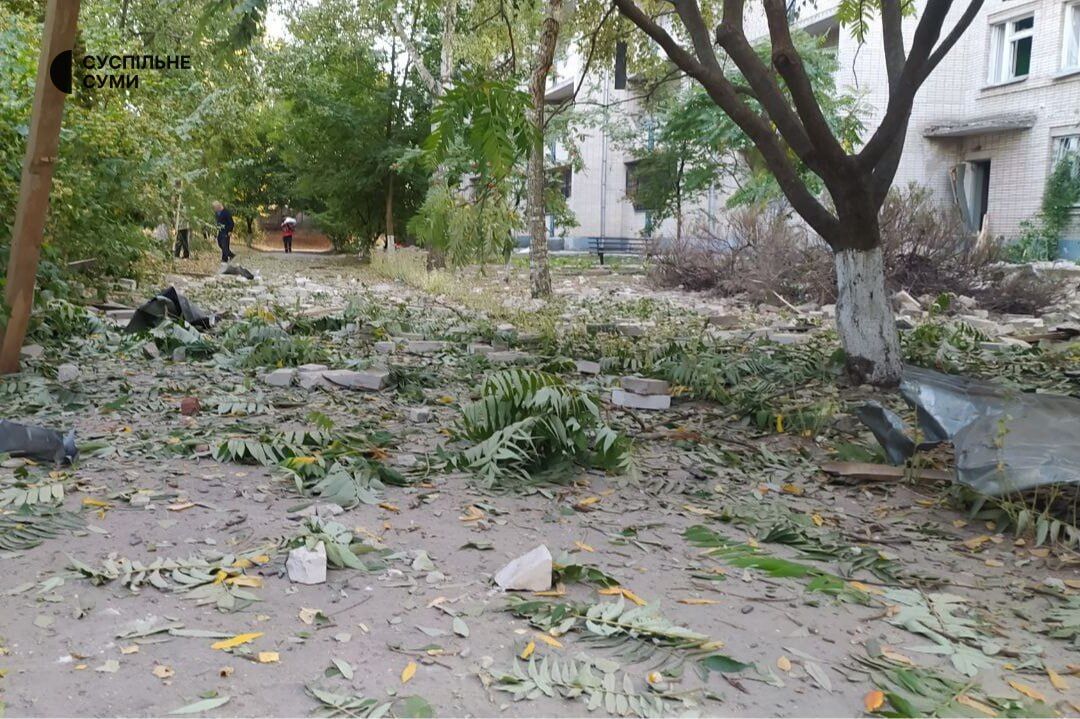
[322,369,389,391]
[468,343,494,355]
[405,340,448,355]
[620,376,670,395]
[142,342,161,359]
[56,363,80,383]
[20,344,44,360]
[576,360,602,375]
[487,350,530,365]
[615,323,646,337]
[611,388,671,410]
[374,341,396,354]
[297,363,329,373]
[407,407,433,423]
[286,542,327,585]
[297,371,329,390]
[891,290,922,315]
[707,314,741,328]
[494,545,552,591]
[264,368,295,387]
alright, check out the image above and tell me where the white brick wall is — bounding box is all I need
[550,0,1080,247]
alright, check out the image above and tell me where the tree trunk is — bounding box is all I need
[526,0,561,299]
[384,174,395,253]
[834,245,902,386]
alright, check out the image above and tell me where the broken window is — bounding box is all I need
[624,161,645,211]
[1063,1,1080,72]
[988,15,1034,84]
[548,164,572,198]
[1052,134,1080,179]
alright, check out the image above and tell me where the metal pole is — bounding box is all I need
[0,0,82,374]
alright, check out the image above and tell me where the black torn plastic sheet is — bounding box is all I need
[124,286,214,333]
[0,420,78,465]
[856,366,1080,496]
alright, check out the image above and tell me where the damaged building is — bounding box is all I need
[542,0,1080,257]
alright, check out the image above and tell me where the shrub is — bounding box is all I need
[649,185,1065,313]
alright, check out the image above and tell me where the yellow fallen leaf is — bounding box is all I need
[1008,680,1046,702]
[682,504,717,516]
[775,414,784,433]
[298,607,321,624]
[252,554,270,564]
[232,558,253,569]
[152,664,174,679]
[576,496,600,507]
[226,575,263,588]
[699,640,725,650]
[746,537,760,549]
[82,498,110,508]
[574,541,595,552]
[1029,547,1050,558]
[533,584,566,597]
[810,513,824,527]
[1047,668,1069,692]
[881,647,915,666]
[257,652,279,664]
[459,505,484,522]
[379,503,400,513]
[120,645,139,655]
[956,694,997,716]
[212,570,229,584]
[74,664,87,670]
[777,655,792,672]
[534,633,563,648]
[168,501,196,511]
[677,598,720,605]
[864,690,885,712]
[847,580,884,595]
[401,660,417,683]
[963,535,991,550]
[211,632,263,650]
[520,642,536,660]
[597,587,646,606]
[436,395,454,404]
[984,559,1004,567]
[780,483,802,495]
[646,671,664,685]
[952,519,968,528]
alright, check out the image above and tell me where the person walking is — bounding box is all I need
[173,181,190,259]
[280,215,297,253]
[212,201,236,264]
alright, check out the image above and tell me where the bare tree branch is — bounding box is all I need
[389,11,439,96]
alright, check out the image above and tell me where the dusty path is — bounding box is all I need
[1,252,1077,717]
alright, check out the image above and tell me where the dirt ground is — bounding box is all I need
[1,250,1078,718]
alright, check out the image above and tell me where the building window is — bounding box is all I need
[1063,2,1080,72]
[988,15,1034,84]
[625,161,645,212]
[1052,134,1080,177]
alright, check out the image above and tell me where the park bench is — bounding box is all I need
[588,236,654,265]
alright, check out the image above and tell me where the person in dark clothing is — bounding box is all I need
[212,201,236,263]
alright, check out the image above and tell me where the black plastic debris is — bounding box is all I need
[124,287,214,333]
[222,265,255,280]
[856,366,1080,496]
[0,420,78,465]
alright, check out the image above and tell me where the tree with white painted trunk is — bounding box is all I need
[609,0,987,385]
[526,0,562,299]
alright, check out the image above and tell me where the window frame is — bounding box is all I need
[987,13,1035,85]
[1063,1,1080,72]
[624,160,645,212]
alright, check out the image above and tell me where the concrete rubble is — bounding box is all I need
[612,375,673,410]
[493,545,552,591]
[286,542,327,585]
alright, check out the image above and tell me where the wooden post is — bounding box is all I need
[0,0,81,374]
